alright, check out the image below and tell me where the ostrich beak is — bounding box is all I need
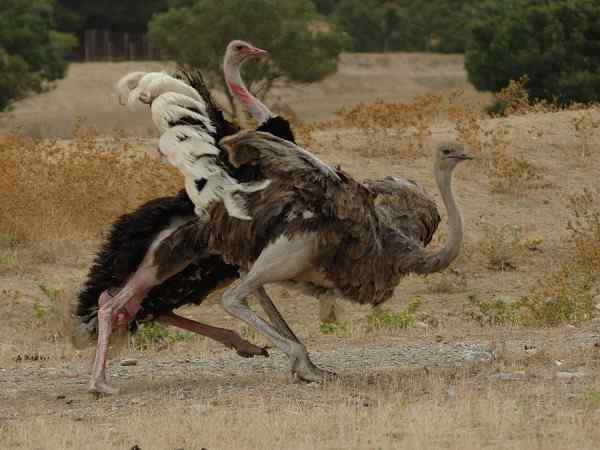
[451,154,474,161]
[248,46,268,58]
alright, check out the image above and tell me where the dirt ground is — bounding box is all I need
[1,53,600,450]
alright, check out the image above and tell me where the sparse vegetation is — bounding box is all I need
[366,299,421,332]
[464,294,520,327]
[478,224,524,271]
[426,270,468,294]
[133,322,195,351]
[519,188,600,326]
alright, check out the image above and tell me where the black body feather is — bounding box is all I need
[75,190,238,335]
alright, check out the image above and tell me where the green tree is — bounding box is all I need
[331,0,480,54]
[0,0,76,111]
[466,0,600,105]
[149,0,349,117]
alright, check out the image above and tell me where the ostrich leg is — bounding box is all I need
[89,223,197,395]
[255,287,301,343]
[222,234,332,382]
[157,313,269,357]
[239,269,301,344]
[89,256,193,395]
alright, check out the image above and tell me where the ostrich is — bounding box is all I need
[85,131,471,394]
[76,42,299,393]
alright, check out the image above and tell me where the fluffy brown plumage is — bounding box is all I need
[171,131,447,306]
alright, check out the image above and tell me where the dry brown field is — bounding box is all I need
[1,53,599,450]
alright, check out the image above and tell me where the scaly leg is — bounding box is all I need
[254,287,301,344]
[157,313,269,357]
[222,234,333,382]
[239,269,301,344]
[88,223,196,395]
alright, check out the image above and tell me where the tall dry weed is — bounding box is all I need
[0,124,181,262]
[521,188,600,325]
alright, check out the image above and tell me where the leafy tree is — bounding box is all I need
[149,0,350,117]
[0,0,76,111]
[466,0,600,105]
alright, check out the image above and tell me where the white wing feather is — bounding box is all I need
[114,71,147,106]
[159,125,269,220]
[151,92,212,134]
[116,71,271,220]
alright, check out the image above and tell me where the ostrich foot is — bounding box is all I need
[289,351,336,383]
[88,379,120,396]
[236,344,270,358]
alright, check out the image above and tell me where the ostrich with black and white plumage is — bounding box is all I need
[76,41,301,394]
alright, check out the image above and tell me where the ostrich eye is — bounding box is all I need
[235,45,244,51]
[442,149,451,155]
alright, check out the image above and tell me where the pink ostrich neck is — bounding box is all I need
[224,60,272,125]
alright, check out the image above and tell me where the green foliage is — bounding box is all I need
[0,0,75,111]
[465,294,520,326]
[331,0,480,53]
[466,0,600,105]
[366,298,421,332]
[319,321,347,335]
[133,322,195,351]
[149,0,349,116]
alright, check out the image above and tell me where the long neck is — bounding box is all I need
[223,60,272,124]
[417,167,464,274]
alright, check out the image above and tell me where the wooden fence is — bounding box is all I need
[71,30,165,62]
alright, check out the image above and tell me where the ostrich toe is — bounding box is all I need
[88,379,120,396]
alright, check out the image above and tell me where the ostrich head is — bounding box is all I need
[434,142,473,173]
[224,40,268,68]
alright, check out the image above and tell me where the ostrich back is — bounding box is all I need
[179,132,427,306]
[364,177,440,247]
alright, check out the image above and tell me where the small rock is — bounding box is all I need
[120,359,138,367]
[191,404,209,415]
[556,371,588,380]
[554,360,564,367]
[490,372,526,382]
[56,395,66,400]
[447,385,457,399]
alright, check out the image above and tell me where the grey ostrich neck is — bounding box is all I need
[419,166,463,273]
[224,58,272,125]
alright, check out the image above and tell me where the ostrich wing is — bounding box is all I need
[151,92,214,135]
[364,177,441,247]
[221,130,341,183]
[178,69,240,141]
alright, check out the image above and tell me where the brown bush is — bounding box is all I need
[0,124,181,261]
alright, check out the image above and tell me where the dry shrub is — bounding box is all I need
[567,188,600,271]
[447,89,485,155]
[478,223,525,271]
[425,269,468,294]
[485,149,544,194]
[570,108,600,158]
[520,188,600,326]
[487,76,558,117]
[0,124,181,261]
[296,94,444,160]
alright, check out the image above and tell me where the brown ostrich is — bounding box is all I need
[86,130,471,394]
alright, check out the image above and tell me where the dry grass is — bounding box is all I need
[0,122,181,267]
[2,368,600,450]
[2,53,600,450]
